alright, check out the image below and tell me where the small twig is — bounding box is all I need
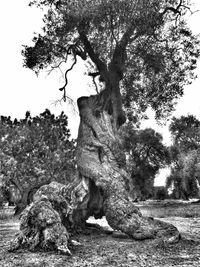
[181,5,192,14]
[59,55,77,101]
[46,58,68,76]
[58,43,86,101]
[110,13,118,45]
[52,94,77,115]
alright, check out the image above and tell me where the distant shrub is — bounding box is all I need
[0,208,15,220]
[154,187,167,200]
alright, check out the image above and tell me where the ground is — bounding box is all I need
[1,200,200,267]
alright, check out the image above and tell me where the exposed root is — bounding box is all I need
[8,180,90,255]
[8,94,181,255]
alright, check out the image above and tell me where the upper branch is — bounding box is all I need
[109,23,137,78]
[161,0,185,16]
[78,28,109,82]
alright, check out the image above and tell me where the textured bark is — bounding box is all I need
[8,180,90,255]
[14,182,51,215]
[76,94,180,243]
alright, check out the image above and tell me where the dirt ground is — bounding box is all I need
[1,202,200,267]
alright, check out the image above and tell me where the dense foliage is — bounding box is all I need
[0,110,76,212]
[23,0,200,120]
[167,115,200,199]
[124,125,170,200]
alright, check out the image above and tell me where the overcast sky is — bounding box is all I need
[0,0,200,143]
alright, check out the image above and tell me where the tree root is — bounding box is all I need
[8,180,90,255]
[104,192,181,244]
[8,179,180,255]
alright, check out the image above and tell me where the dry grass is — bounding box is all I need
[137,200,200,218]
[1,201,200,267]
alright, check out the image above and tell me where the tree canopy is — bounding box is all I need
[170,115,200,151]
[0,110,76,211]
[23,0,200,121]
[124,125,170,199]
[166,115,200,199]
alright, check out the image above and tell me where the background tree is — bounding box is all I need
[0,184,11,207]
[166,115,200,199]
[154,186,168,200]
[0,110,76,213]
[14,0,200,251]
[124,125,170,200]
[170,115,200,151]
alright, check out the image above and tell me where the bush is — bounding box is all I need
[154,187,167,200]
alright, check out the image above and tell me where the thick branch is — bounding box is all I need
[109,22,139,77]
[78,29,109,82]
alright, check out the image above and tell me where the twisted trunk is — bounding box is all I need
[76,93,180,242]
[9,83,180,255]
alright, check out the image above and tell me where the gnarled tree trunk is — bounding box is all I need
[76,94,180,241]
[9,92,180,255]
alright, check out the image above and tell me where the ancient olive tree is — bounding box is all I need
[10,0,200,254]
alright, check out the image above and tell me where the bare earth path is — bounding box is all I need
[1,203,200,267]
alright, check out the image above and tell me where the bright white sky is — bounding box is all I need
[0,1,200,185]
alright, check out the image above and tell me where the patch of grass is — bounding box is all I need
[137,201,200,218]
